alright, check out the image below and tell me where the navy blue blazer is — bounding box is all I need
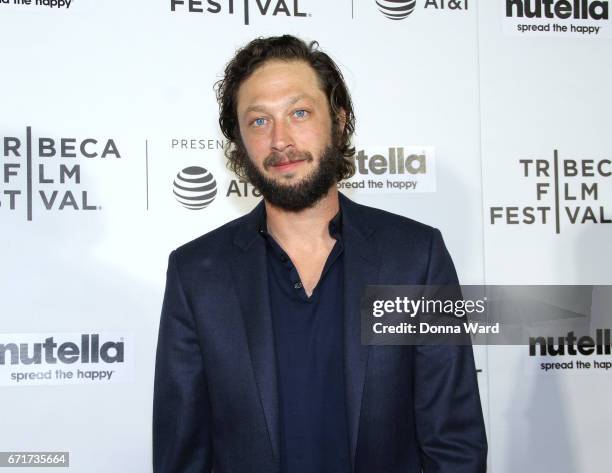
[153,192,487,473]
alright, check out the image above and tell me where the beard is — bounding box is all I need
[241,143,340,212]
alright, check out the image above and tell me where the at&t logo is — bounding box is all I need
[375,0,468,20]
[173,166,217,210]
[376,0,417,20]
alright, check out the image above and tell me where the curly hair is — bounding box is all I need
[214,35,356,182]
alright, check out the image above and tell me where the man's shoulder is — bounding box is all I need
[171,209,253,267]
[343,196,438,242]
[345,197,457,283]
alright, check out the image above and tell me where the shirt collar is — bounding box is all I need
[257,206,343,241]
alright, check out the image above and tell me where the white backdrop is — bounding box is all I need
[1,0,611,471]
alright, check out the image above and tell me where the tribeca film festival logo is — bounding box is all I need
[173,166,218,210]
[170,0,310,25]
[338,146,436,193]
[1,127,121,221]
[0,333,133,386]
[375,0,468,21]
[490,149,611,234]
[504,0,610,37]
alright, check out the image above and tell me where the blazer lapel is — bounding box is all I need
[229,201,280,469]
[340,193,381,471]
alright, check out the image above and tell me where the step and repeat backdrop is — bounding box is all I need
[1,0,611,471]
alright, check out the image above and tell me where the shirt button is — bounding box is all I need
[294,282,302,289]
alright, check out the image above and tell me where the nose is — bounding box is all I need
[270,120,293,153]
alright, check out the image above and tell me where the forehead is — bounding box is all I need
[236,60,326,112]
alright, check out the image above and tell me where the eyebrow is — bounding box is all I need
[244,94,314,114]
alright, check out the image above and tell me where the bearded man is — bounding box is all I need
[153,35,487,473]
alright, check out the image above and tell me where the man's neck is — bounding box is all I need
[264,187,340,250]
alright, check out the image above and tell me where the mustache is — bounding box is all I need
[263,149,314,169]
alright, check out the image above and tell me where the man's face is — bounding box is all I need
[235,59,339,211]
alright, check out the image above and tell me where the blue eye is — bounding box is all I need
[254,118,266,127]
[294,110,307,119]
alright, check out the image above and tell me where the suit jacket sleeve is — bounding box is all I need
[153,250,213,473]
[414,228,488,473]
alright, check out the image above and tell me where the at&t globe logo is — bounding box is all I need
[173,166,217,210]
[376,0,416,20]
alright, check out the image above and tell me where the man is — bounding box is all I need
[153,35,487,473]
